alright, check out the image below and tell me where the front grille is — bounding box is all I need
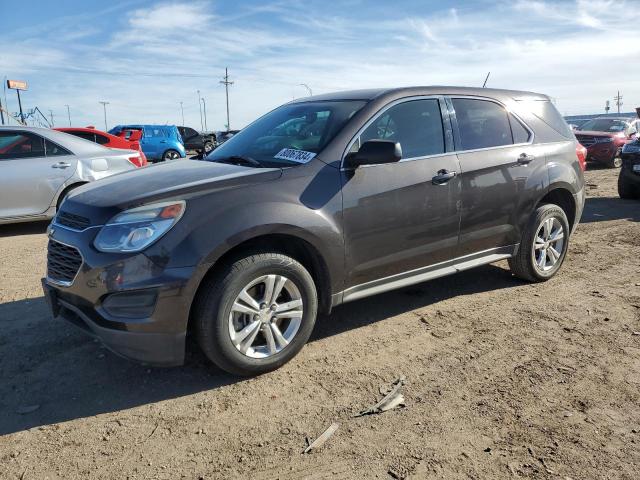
[575,135,597,147]
[47,240,82,285]
[56,211,90,230]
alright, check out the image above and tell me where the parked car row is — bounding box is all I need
[0,126,145,224]
[573,116,639,168]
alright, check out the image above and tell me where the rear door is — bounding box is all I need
[448,96,546,256]
[140,127,165,160]
[0,130,77,219]
[341,96,462,290]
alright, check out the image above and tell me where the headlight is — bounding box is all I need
[594,137,613,144]
[94,201,185,252]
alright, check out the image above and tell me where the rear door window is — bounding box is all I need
[44,139,72,157]
[94,134,110,145]
[452,98,513,150]
[356,98,445,158]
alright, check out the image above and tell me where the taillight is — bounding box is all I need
[576,143,587,171]
[128,155,143,168]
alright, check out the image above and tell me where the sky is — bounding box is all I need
[1,0,639,130]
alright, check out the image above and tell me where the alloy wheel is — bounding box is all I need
[228,275,304,359]
[532,217,565,272]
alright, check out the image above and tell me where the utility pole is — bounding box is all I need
[201,98,208,131]
[197,90,203,131]
[614,91,623,114]
[16,89,25,124]
[220,67,233,131]
[65,104,71,126]
[299,83,312,96]
[49,109,54,127]
[179,101,184,125]
[99,101,109,131]
[605,100,610,114]
[0,96,5,125]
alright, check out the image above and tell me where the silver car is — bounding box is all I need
[0,126,143,224]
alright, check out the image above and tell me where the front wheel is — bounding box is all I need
[162,149,181,161]
[618,173,640,199]
[608,151,623,168]
[508,204,570,282]
[195,253,318,376]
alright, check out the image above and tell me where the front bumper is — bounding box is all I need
[43,225,198,366]
[585,142,621,164]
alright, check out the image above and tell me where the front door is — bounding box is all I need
[0,130,77,219]
[341,97,461,292]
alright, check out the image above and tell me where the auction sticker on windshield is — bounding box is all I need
[274,148,317,163]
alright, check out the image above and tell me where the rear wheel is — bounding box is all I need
[195,253,318,376]
[508,204,570,282]
[618,172,639,199]
[162,149,180,161]
[56,184,82,211]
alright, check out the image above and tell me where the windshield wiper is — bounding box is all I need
[215,155,263,167]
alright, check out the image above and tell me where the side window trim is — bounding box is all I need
[446,95,535,153]
[340,95,455,169]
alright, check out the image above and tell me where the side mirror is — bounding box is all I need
[346,140,402,168]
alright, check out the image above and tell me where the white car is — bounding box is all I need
[0,126,144,224]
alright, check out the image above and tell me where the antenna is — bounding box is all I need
[482,72,490,88]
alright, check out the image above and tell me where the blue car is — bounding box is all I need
[109,125,186,162]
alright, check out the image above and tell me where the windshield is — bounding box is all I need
[578,118,629,133]
[206,100,367,167]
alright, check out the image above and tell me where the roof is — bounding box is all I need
[290,86,549,103]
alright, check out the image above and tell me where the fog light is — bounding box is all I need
[102,290,158,318]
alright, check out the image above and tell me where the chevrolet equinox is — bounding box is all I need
[43,87,585,376]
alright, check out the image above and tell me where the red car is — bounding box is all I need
[55,127,148,167]
[574,117,640,168]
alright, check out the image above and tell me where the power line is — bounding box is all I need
[220,67,234,131]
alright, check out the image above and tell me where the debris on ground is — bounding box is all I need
[355,376,406,417]
[302,423,339,454]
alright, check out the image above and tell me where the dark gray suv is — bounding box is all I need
[43,87,585,376]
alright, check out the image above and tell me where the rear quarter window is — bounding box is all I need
[519,100,573,138]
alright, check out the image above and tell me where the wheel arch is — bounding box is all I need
[536,185,577,230]
[186,231,334,339]
[54,181,88,211]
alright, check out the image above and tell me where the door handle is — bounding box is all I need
[517,153,535,165]
[432,169,457,185]
[52,162,71,169]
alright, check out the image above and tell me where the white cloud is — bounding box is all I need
[0,0,638,129]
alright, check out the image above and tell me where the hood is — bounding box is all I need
[63,160,282,223]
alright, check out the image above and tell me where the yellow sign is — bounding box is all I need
[7,80,28,91]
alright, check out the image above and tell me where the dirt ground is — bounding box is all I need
[1,166,639,480]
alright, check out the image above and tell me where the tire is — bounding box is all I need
[508,204,570,282]
[203,141,214,154]
[195,253,318,376]
[618,173,639,199]
[608,153,622,168]
[162,149,181,161]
